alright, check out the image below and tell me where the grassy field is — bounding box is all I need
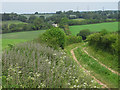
[73,43,118,88]
[2,30,46,50]
[72,18,85,21]
[70,22,118,35]
[2,20,27,25]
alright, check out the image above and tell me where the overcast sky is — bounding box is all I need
[1,0,119,14]
[1,0,119,2]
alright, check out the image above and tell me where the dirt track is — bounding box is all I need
[70,47,109,88]
[83,47,120,76]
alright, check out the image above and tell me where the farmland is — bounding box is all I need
[2,20,27,25]
[2,30,45,50]
[1,9,119,88]
[69,22,118,35]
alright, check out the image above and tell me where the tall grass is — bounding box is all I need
[2,42,100,88]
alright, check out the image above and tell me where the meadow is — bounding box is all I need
[2,20,27,25]
[2,30,45,50]
[69,22,118,35]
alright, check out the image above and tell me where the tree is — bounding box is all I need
[35,12,39,14]
[77,29,91,40]
[56,11,62,14]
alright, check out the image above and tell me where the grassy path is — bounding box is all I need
[65,42,119,88]
[83,47,120,76]
[71,47,108,88]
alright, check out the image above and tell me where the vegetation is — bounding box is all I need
[77,29,91,40]
[2,42,101,88]
[36,28,66,49]
[84,46,118,72]
[1,10,119,88]
[66,35,82,45]
[87,30,119,54]
[2,30,45,50]
[70,22,118,35]
[74,43,118,88]
[2,30,45,40]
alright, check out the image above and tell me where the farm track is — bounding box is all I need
[71,47,109,88]
[83,47,120,76]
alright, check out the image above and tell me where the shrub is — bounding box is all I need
[87,31,118,54]
[77,29,90,40]
[66,35,82,45]
[37,27,66,49]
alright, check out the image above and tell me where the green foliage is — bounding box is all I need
[77,29,90,40]
[66,35,82,45]
[2,42,100,88]
[74,43,118,88]
[37,27,66,49]
[87,31,118,54]
[63,25,71,35]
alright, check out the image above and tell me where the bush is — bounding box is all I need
[87,31,118,54]
[77,29,90,40]
[37,27,66,49]
[66,35,82,45]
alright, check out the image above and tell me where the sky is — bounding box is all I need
[1,0,119,14]
[1,0,120,2]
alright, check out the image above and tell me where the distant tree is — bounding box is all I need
[18,15,27,22]
[35,12,39,14]
[56,11,62,14]
[28,15,37,23]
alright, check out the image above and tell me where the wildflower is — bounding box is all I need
[48,61,51,64]
[75,79,78,82]
[77,85,80,88]
[68,83,70,85]
[91,80,94,83]
[73,85,76,87]
[53,53,56,56]
[18,71,22,74]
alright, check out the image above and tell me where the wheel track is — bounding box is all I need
[71,47,109,88]
[83,47,120,76]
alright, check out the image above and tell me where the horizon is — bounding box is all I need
[1,2,118,14]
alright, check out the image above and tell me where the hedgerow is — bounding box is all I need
[87,31,118,54]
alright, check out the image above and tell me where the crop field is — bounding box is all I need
[2,30,46,50]
[69,22,118,35]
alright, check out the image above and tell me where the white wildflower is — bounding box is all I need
[75,79,78,82]
[18,71,22,74]
[68,83,70,85]
[73,85,76,87]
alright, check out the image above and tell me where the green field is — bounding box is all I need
[2,20,27,25]
[70,22,118,35]
[2,30,46,50]
[72,18,85,21]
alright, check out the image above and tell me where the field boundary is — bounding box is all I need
[70,47,108,88]
[83,47,120,76]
